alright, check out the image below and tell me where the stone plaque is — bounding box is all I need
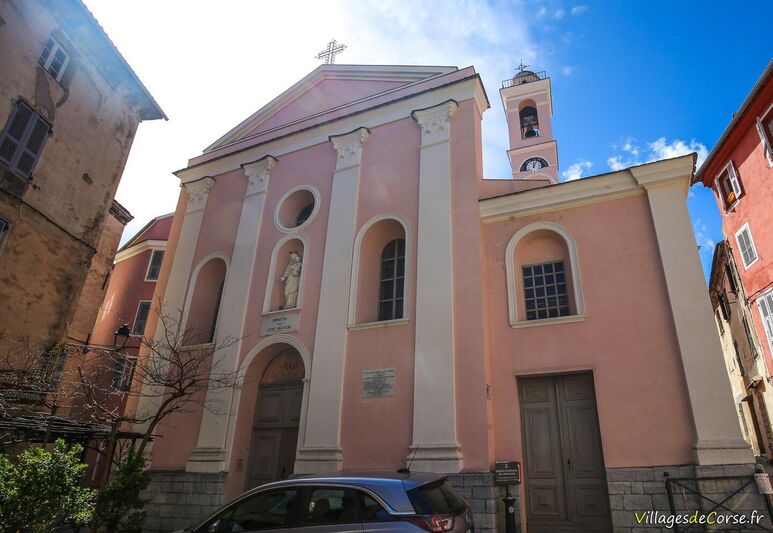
[362,368,396,398]
[260,312,299,336]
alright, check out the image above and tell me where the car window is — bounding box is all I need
[407,480,466,515]
[360,493,394,522]
[203,488,299,532]
[300,487,360,526]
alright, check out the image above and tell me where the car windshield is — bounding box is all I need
[407,479,466,515]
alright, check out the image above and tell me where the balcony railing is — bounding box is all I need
[502,70,547,89]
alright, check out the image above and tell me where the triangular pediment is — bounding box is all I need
[205,64,458,153]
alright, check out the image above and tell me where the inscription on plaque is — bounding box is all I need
[362,368,396,398]
[260,312,299,336]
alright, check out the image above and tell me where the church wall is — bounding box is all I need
[482,193,697,470]
[450,99,492,471]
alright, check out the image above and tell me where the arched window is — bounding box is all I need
[185,257,227,344]
[519,105,540,138]
[378,239,405,321]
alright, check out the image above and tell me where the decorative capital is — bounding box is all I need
[242,155,277,196]
[412,100,458,146]
[184,177,215,213]
[330,127,370,170]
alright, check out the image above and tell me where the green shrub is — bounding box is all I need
[0,439,95,532]
[91,446,150,533]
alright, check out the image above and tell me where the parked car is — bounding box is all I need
[175,471,474,532]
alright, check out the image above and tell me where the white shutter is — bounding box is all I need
[736,225,758,267]
[759,293,773,354]
[758,116,773,165]
[727,162,742,196]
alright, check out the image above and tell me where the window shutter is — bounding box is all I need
[737,228,757,267]
[743,316,758,357]
[759,294,773,350]
[757,116,773,163]
[0,103,32,166]
[0,102,50,179]
[38,37,54,69]
[727,163,742,196]
[16,115,50,178]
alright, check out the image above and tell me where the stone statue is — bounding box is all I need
[280,251,302,309]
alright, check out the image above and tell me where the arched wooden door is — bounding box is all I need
[245,349,304,490]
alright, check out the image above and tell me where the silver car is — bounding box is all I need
[178,471,474,532]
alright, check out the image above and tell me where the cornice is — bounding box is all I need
[330,127,371,170]
[183,177,215,214]
[114,239,166,264]
[412,100,458,146]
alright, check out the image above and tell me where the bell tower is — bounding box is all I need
[500,62,558,183]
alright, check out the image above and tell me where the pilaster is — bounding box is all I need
[187,157,277,473]
[409,100,463,473]
[630,157,753,466]
[295,127,370,474]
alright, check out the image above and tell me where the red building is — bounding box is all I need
[695,60,773,371]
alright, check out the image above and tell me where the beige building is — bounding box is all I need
[710,240,773,459]
[0,0,164,353]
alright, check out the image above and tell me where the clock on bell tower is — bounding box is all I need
[500,62,559,183]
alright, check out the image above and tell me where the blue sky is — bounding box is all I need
[84,0,772,280]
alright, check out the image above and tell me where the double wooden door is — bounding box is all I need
[519,373,612,532]
[246,382,303,490]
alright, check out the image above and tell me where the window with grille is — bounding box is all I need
[378,239,405,321]
[0,101,51,179]
[523,260,570,320]
[735,223,758,268]
[38,37,70,82]
[110,355,137,392]
[131,300,152,336]
[145,250,164,281]
[758,291,773,356]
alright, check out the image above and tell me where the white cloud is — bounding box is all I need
[554,9,566,19]
[571,5,588,15]
[562,66,574,76]
[562,159,592,181]
[693,218,716,257]
[536,6,547,18]
[82,0,542,244]
[606,136,708,171]
[648,137,709,168]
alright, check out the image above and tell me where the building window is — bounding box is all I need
[725,263,738,294]
[744,315,758,358]
[735,223,758,269]
[522,260,570,320]
[734,341,745,375]
[145,250,164,281]
[0,101,51,180]
[38,37,70,82]
[718,292,731,321]
[757,105,773,166]
[716,161,743,210]
[378,239,405,321]
[131,300,152,336]
[110,355,137,392]
[759,291,773,356]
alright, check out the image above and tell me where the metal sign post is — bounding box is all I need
[494,461,520,533]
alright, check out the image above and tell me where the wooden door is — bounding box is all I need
[246,383,303,489]
[519,373,612,532]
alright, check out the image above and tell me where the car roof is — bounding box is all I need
[251,471,446,513]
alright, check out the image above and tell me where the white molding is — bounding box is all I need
[347,318,409,331]
[510,314,586,329]
[177,77,486,184]
[273,185,321,234]
[114,239,166,264]
[330,127,370,170]
[504,221,585,326]
[242,155,277,197]
[347,214,412,327]
[261,234,310,314]
[183,177,215,214]
[412,100,458,146]
[237,334,312,382]
[179,252,230,339]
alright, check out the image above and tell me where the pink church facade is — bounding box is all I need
[138,65,760,532]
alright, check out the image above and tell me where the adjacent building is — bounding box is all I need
[696,59,773,465]
[137,63,760,532]
[0,0,165,355]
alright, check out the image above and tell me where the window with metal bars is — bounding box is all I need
[522,260,570,320]
[0,101,51,180]
[378,239,405,321]
[38,37,70,82]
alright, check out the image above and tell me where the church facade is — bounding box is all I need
[139,64,760,532]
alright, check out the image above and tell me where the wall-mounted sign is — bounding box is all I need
[260,312,299,336]
[362,368,396,398]
[494,461,521,485]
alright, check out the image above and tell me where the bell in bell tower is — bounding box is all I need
[500,61,559,183]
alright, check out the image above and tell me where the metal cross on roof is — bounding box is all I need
[316,39,347,64]
[516,59,529,73]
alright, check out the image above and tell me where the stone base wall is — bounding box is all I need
[141,471,226,533]
[447,472,514,532]
[607,463,773,532]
